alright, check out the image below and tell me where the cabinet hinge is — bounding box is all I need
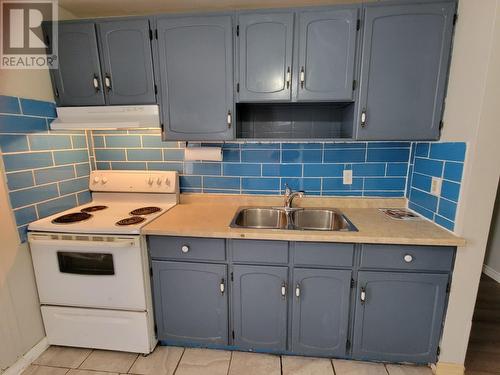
[437,346,441,356]
[356,19,361,31]
[453,14,458,26]
[149,28,153,40]
[236,25,239,36]
[236,83,240,93]
[352,80,357,91]
[149,267,153,277]
[232,330,235,340]
[155,29,158,39]
[154,84,158,95]
[346,339,351,350]
[230,272,234,282]
[350,278,355,288]
[154,324,158,335]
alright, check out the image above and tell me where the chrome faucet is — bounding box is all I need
[283,184,304,210]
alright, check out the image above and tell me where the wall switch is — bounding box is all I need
[343,169,353,185]
[431,177,442,196]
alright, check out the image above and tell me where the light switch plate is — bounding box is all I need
[343,169,353,185]
[431,177,442,196]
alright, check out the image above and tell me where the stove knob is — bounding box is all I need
[156,177,162,185]
[93,176,100,184]
[147,177,154,185]
[101,177,108,184]
[165,178,171,186]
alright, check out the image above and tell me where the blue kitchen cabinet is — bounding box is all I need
[291,268,352,356]
[97,19,156,105]
[237,13,294,102]
[47,22,105,106]
[156,15,234,140]
[352,271,449,363]
[232,264,288,351]
[152,260,228,345]
[295,8,358,101]
[356,2,456,140]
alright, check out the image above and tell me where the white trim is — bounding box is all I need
[3,337,49,375]
[483,264,500,283]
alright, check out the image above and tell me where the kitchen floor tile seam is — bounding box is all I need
[171,347,186,375]
[77,349,95,369]
[125,353,140,374]
[329,359,336,375]
[226,351,234,375]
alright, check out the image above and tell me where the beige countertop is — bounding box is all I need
[142,194,466,247]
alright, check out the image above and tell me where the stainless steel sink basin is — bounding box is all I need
[230,207,357,232]
[290,208,357,231]
[231,208,287,229]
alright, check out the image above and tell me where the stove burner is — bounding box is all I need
[130,206,162,216]
[81,205,108,213]
[116,216,146,226]
[52,212,92,224]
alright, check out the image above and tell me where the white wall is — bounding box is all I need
[484,186,500,280]
[438,0,500,368]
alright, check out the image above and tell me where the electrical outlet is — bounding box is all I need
[343,169,353,185]
[431,177,442,196]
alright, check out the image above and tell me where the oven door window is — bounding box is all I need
[57,252,114,275]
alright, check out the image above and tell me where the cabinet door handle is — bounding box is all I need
[104,74,112,92]
[360,286,366,304]
[92,74,100,92]
[286,66,291,89]
[181,245,189,253]
[227,110,232,129]
[360,109,367,128]
[404,254,414,263]
[300,66,305,89]
[220,278,225,295]
[281,282,287,299]
[295,283,301,298]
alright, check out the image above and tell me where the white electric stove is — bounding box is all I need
[28,170,179,354]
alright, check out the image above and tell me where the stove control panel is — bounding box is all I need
[89,171,178,193]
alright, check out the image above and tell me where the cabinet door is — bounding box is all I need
[232,265,288,351]
[356,2,455,140]
[97,19,156,105]
[352,271,449,363]
[238,13,294,102]
[152,261,228,345]
[50,22,104,106]
[157,16,234,140]
[296,9,358,101]
[292,268,351,356]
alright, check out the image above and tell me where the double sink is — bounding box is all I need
[230,207,358,232]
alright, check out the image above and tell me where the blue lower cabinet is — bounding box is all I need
[232,265,288,351]
[352,271,449,363]
[291,268,351,356]
[152,260,228,345]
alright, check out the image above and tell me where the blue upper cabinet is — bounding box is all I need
[237,13,294,102]
[356,2,456,140]
[97,19,156,105]
[157,15,234,140]
[295,8,358,102]
[47,22,105,106]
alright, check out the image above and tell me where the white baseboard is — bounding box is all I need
[3,337,49,375]
[483,264,500,283]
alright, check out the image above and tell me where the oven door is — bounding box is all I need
[29,233,147,310]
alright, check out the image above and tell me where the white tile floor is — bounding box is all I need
[23,346,434,375]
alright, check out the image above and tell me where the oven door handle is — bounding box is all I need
[29,238,136,248]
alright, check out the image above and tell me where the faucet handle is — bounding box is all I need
[284,183,292,196]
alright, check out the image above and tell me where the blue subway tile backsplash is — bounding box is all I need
[0,95,92,242]
[408,142,466,231]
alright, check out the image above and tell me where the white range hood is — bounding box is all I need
[50,105,161,130]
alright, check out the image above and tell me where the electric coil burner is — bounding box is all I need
[52,212,92,224]
[81,205,108,213]
[130,207,162,216]
[116,216,146,226]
